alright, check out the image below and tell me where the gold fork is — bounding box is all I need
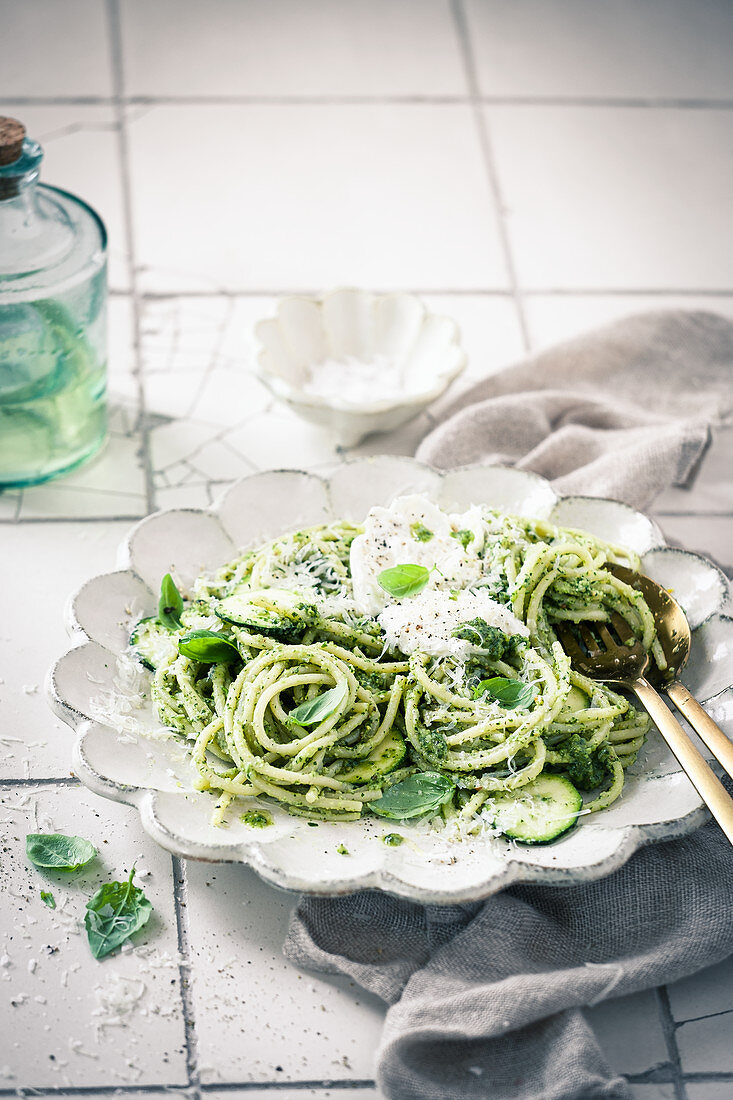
[605,562,733,780]
[556,612,733,845]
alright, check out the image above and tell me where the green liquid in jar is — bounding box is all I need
[0,122,108,490]
[0,288,107,488]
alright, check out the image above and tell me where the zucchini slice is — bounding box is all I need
[337,730,407,785]
[557,684,591,720]
[215,587,315,642]
[486,774,583,845]
[129,616,177,671]
[130,605,217,671]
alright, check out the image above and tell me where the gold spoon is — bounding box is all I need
[607,563,733,780]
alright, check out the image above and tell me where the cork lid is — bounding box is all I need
[0,117,26,167]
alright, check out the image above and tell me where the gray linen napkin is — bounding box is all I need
[286,813,733,1099]
[284,309,733,1100]
[416,309,733,508]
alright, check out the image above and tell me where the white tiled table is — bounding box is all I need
[1,3,732,1098]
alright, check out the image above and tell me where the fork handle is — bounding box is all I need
[665,680,733,782]
[633,676,733,846]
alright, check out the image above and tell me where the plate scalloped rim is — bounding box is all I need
[47,458,733,903]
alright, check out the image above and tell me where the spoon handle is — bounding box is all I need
[666,680,733,782]
[633,676,733,846]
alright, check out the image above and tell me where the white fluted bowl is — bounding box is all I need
[254,289,467,446]
[48,458,733,903]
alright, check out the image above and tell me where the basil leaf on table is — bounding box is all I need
[40,890,56,909]
[158,573,184,631]
[178,629,239,663]
[370,772,455,820]
[377,564,431,599]
[473,677,536,710]
[288,680,349,728]
[84,869,153,959]
[26,833,97,872]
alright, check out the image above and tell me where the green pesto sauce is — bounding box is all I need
[451,529,473,549]
[241,809,273,828]
[383,833,404,847]
[410,522,434,543]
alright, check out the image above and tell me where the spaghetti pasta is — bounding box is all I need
[131,495,657,836]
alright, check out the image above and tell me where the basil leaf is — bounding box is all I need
[178,629,239,663]
[473,677,536,709]
[40,890,56,909]
[288,680,349,727]
[159,573,184,631]
[370,772,455,820]
[26,833,97,872]
[377,564,431,599]
[84,869,153,959]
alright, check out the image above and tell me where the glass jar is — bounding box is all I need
[0,116,108,488]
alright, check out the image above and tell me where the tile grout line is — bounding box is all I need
[171,854,201,1098]
[681,1071,733,1082]
[7,1075,733,1098]
[0,777,81,788]
[654,510,733,518]
[136,94,728,109]
[200,1083,377,1093]
[509,287,733,297]
[110,10,199,1096]
[109,286,733,299]
[1,1081,379,1097]
[106,0,155,517]
[0,514,146,524]
[4,94,733,109]
[655,985,688,1100]
[440,2,531,350]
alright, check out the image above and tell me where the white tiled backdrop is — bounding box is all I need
[1,1,732,1097]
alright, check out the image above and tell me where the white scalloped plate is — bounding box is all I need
[47,458,733,903]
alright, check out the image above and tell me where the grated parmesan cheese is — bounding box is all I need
[350,494,485,616]
[91,973,146,1036]
[379,587,527,659]
[301,353,405,408]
